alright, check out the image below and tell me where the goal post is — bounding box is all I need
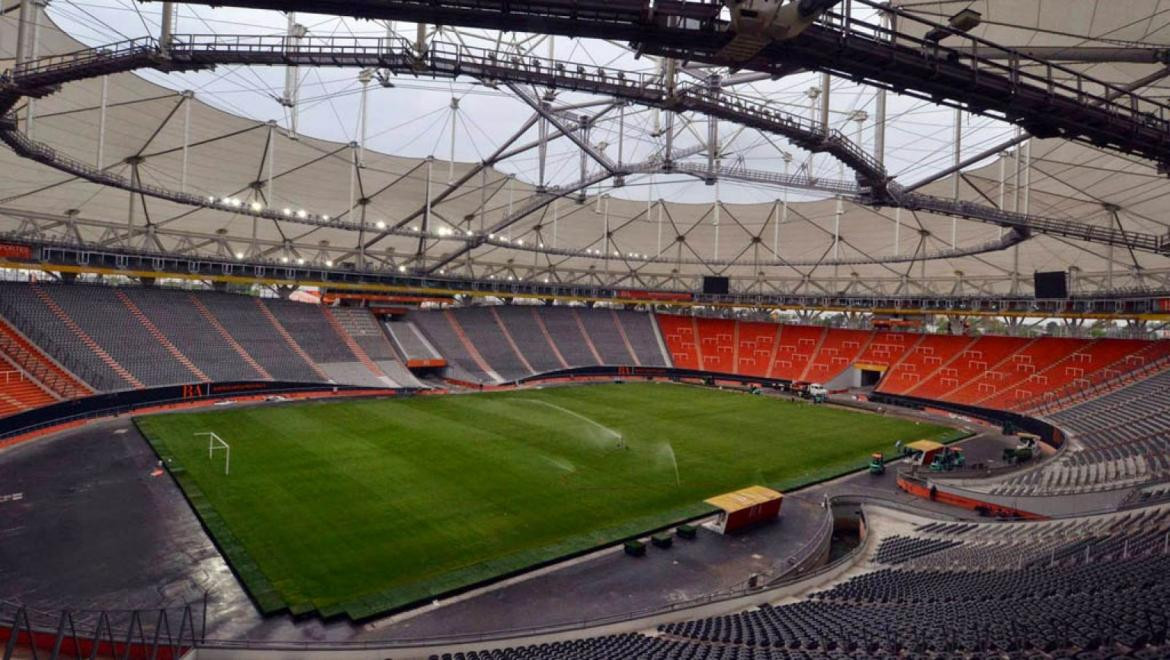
[196,432,230,475]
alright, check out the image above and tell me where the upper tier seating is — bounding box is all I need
[655,316,1168,409]
[119,287,260,383]
[971,337,1093,410]
[733,321,779,378]
[612,310,670,368]
[0,282,416,395]
[803,328,871,383]
[877,334,976,397]
[409,306,671,383]
[769,324,825,381]
[911,335,1029,402]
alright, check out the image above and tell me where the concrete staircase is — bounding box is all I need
[256,299,331,381]
[116,290,209,383]
[188,295,272,380]
[32,285,143,390]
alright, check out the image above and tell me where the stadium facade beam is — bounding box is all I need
[943,46,1170,63]
[904,65,1170,193]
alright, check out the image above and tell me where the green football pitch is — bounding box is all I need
[136,383,958,620]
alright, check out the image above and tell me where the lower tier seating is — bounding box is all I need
[440,504,1170,659]
[983,368,1170,496]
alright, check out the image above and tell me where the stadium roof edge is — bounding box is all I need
[4,257,1169,321]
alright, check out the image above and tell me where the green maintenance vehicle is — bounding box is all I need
[929,446,966,472]
[1002,432,1039,464]
[868,452,886,476]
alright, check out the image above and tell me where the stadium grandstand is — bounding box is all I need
[2,0,1170,658]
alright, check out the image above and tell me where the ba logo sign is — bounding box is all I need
[182,384,205,399]
[618,367,635,377]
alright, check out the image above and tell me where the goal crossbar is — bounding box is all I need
[195,432,230,475]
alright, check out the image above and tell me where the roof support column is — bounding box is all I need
[348,141,358,230]
[537,101,549,192]
[265,120,276,204]
[15,0,46,138]
[96,76,109,169]
[951,108,961,248]
[819,72,831,137]
[358,69,373,167]
[806,85,821,177]
[706,73,720,185]
[578,114,589,202]
[448,97,459,184]
[416,22,428,57]
[180,91,194,193]
[664,58,677,169]
[418,158,435,267]
[282,13,306,140]
[874,6,889,168]
[776,155,790,259]
[159,2,176,51]
[617,104,625,172]
[893,207,901,257]
[656,199,664,256]
[13,0,45,68]
[713,183,721,259]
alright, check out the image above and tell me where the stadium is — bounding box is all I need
[1,0,1170,657]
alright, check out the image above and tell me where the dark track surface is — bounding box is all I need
[0,395,1016,644]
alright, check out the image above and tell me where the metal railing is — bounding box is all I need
[11,36,161,85]
[826,2,1170,135]
[1,596,205,660]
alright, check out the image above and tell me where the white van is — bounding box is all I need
[807,383,828,399]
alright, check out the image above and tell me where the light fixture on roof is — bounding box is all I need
[375,220,387,229]
[325,260,334,267]
[250,201,263,212]
[235,251,245,260]
[280,256,289,263]
[925,9,982,43]
[398,265,406,272]
[283,208,292,216]
[296,210,308,219]
[322,214,331,222]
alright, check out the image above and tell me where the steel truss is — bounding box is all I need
[3,238,1169,318]
[151,0,1170,173]
[2,33,1167,266]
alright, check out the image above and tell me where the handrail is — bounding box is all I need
[830,2,1170,134]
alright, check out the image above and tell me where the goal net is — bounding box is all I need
[195,432,230,475]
